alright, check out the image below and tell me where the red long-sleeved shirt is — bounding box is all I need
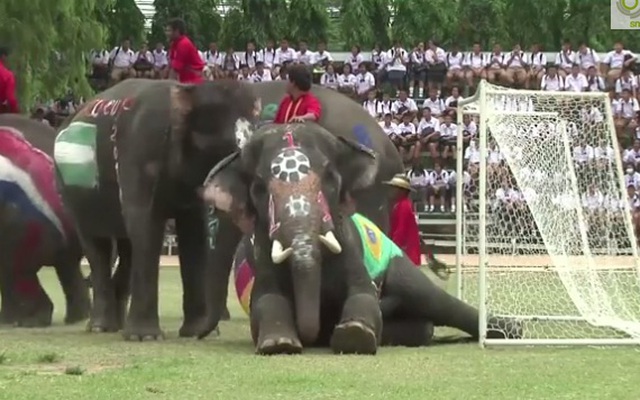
[389,195,421,266]
[0,61,18,114]
[273,92,322,123]
[169,35,204,84]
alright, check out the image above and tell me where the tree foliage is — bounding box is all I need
[96,0,147,49]
[0,0,107,109]
[149,0,222,48]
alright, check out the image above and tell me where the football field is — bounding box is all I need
[0,262,637,399]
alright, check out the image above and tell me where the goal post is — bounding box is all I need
[455,80,640,347]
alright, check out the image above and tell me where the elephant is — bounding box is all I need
[53,79,258,340]
[198,81,404,338]
[203,122,521,354]
[0,114,90,327]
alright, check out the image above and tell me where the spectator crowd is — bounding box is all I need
[84,37,640,246]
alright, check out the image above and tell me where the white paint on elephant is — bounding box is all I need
[203,184,233,212]
[285,194,310,218]
[291,233,313,263]
[270,148,311,183]
[234,118,254,149]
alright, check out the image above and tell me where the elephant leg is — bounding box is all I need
[380,319,434,347]
[122,208,165,341]
[383,257,522,339]
[53,244,90,325]
[174,207,207,338]
[252,292,302,355]
[113,239,132,330]
[82,236,119,332]
[0,267,17,325]
[198,215,242,339]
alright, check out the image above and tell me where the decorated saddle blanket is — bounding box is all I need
[233,213,404,315]
[0,125,71,240]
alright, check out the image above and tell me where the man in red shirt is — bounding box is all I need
[165,18,204,84]
[0,47,19,114]
[383,174,449,277]
[273,65,322,123]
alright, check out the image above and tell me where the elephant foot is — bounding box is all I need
[17,311,53,328]
[178,317,207,338]
[486,316,523,340]
[220,306,231,321]
[65,302,91,325]
[122,320,165,341]
[256,336,302,356]
[330,320,378,355]
[86,318,120,333]
[0,309,17,325]
[16,297,54,328]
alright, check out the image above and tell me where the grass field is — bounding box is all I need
[0,266,638,400]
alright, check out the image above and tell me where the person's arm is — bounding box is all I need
[3,74,19,113]
[297,94,322,121]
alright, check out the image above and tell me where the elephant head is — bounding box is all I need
[202,123,378,344]
[169,80,260,186]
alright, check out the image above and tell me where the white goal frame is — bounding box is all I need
[455,80,640,347]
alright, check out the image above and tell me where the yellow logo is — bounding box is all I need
[617,0,640,17]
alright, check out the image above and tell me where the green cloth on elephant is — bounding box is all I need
[350,213,404,280]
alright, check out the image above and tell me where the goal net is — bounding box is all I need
[455,80,640,346]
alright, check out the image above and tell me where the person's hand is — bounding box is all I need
[290,116,306,123]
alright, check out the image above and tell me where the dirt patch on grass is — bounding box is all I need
[8,362,125,376]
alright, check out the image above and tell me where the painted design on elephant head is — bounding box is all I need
[206,206,219,249]
[291,233,313,263]
[270,148,311,183]
[268,194,280,238]
[285,194,311,218]
[234,118,254,149]
[317,191,332,224]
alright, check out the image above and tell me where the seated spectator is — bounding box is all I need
[555,40,575,78]
[438,113,458,160]
[355,62,376,100]
[541,65,564,91]
[446,169,467,213]
[573,139,594,167]
[346,45,364,72]
[494,178,523,215]
[243,40,259,73]
[615,68,638,97]
[312,41,333,72]
[109,39,135,83]
[445,43,465,89]
[422,87,445,119]
[564,64,588,92]
[614,88,639,139]
[602,41,636,86]
[487,140,503,178]
[296,40,313,66]
[427,162,451,212]
[275,65,289,81]
[461,114,477,142]
[576,42,600,74]
[203,42,222,80]
[370,43,385,78]
[380,112,399,140]
[385,41,409,94]
[586,66,606,92]
[582,184,604,223]
[626,184,640,237]
[463,42,487,91]
[237,65,251,81]
[623,140,640,167]
[320,64,338,89]
[251,61,272,82]
[445,86,463,113]
[222,46,240,78]
[260,39,278,75]
[502,43,527,87]
[391,89,418,119]
[416,107,440,159]
[624,164,640,189]
[594,139,615,168]
[337,63,357,95]
[152,43,168,79]
[89,48,110,80]
[396,112,418,163]
[527,43,546,89]
[425,40,447,92]
[362,89,378,118]
[464,139,480,174]
[275,39,297,68]
[486,43,505,84]
[32,107,51,126]
[133,43,154,78]
[409,42,426,98]
[407,165,429,211]
[376,92,393,117]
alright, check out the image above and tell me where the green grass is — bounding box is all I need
[0,268,638,400]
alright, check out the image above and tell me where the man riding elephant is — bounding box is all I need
[54,79,259,340]
[0,114,89,326]
[202,123,521,354]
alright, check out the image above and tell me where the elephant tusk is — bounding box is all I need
[271,240,293,264]
[319,231,342,254]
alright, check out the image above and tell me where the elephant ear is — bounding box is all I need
[335,136,379,192]
[202,152,254,233]
[169,83,197,177]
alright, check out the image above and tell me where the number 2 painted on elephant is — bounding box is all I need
[206,207,219,250]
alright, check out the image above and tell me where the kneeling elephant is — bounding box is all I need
[203,122,521,355]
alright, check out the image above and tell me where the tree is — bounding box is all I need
[149,0,222,48]
[96,0,147,48]
[288,0,330,46]
[390,0,458,48]
[0,0,107,109]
